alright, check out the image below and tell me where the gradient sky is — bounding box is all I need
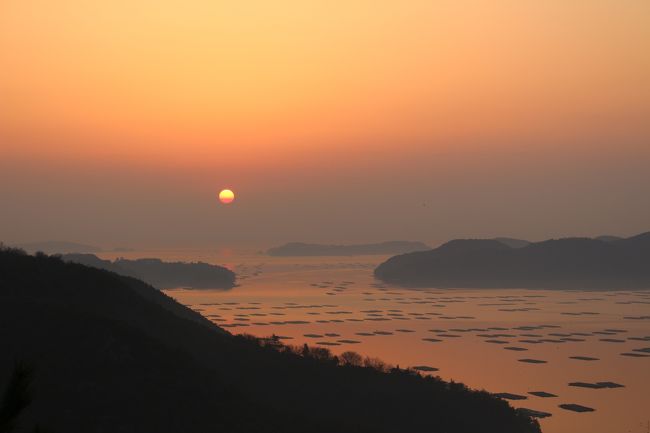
[1,0,649,248]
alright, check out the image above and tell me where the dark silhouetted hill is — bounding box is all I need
[267,241,429,256]
[0,247,539,433]
[61,254,236,289]
[375,233,650,289]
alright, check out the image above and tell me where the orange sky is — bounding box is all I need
[1,0,649,247]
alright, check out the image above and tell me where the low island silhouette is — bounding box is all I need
[267,241,429,256]
[374,232,650,289]
[0,246,539,433]
[61,253,236,289]
[14,241,102,254]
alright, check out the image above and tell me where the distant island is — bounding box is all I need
[14,240,102,254]
[0,247,539,433]
[61,253,236,289]
[267,241,430,256]
[375,232,650,289]
[493,237,531,249]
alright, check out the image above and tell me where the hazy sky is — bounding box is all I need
[1,0,649,248]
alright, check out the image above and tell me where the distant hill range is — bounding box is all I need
[61,254,236,289]
[0,247,539,433]
[267,241,430,256]
[375,232,650,289]
[14,241,102,254]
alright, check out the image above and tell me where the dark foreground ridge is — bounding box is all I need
[267,241,429,256]
[374,232,650,289]
[61,253,236,289]
[0,247,539,433]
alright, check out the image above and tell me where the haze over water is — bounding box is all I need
[99,249,650,433]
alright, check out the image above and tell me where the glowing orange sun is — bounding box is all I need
[219,189,235,204]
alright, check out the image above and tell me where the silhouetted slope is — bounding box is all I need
[268,241,429,256]
[1,305,269,433]
[0,248,539,433]
[62,253,236,289]
[375,233,650,289]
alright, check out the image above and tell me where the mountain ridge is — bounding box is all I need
[0,246,539,433]
[374,232,650,289]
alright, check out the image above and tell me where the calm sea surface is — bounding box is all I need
[99,249,650,433]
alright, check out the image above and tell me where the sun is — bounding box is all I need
[218,189,235,204]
